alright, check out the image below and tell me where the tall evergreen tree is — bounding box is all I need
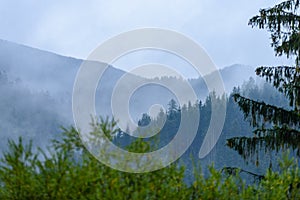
[227,0,300,164]
[138,113,151,127]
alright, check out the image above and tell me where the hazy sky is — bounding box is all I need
[0,0,294,77]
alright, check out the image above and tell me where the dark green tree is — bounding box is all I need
[167,99,179,120]
[227,0,300,164]
[138,113,151,127]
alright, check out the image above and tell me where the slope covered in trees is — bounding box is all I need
[0,70,66,150]
[0,119,299,199]
[1,1,300,198]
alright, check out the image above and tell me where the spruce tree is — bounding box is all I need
[227,0,300,164]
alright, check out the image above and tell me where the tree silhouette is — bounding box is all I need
[227,0,300,165]
[138,113,151,127]
[167,99,179,120]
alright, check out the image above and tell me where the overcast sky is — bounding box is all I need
[0,0,295,77]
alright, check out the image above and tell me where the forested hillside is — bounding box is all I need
[1,0,300,198]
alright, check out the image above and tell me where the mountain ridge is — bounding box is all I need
[0,38,258,122]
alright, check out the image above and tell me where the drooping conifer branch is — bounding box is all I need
[255,66,300,108]
[249,0,300,62]
[233,94,300,127]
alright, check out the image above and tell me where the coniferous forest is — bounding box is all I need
[1,0,300,199]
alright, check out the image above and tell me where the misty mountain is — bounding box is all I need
[0,39,257,145]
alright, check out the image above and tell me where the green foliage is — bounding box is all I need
[0,120,299,199]
[0,119,188,199]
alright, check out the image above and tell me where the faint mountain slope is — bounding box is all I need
[218,64,256,92]
[0,39,127,96]
[189,64,256,100]
[0,39,257,145]
[0,39,256,96]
